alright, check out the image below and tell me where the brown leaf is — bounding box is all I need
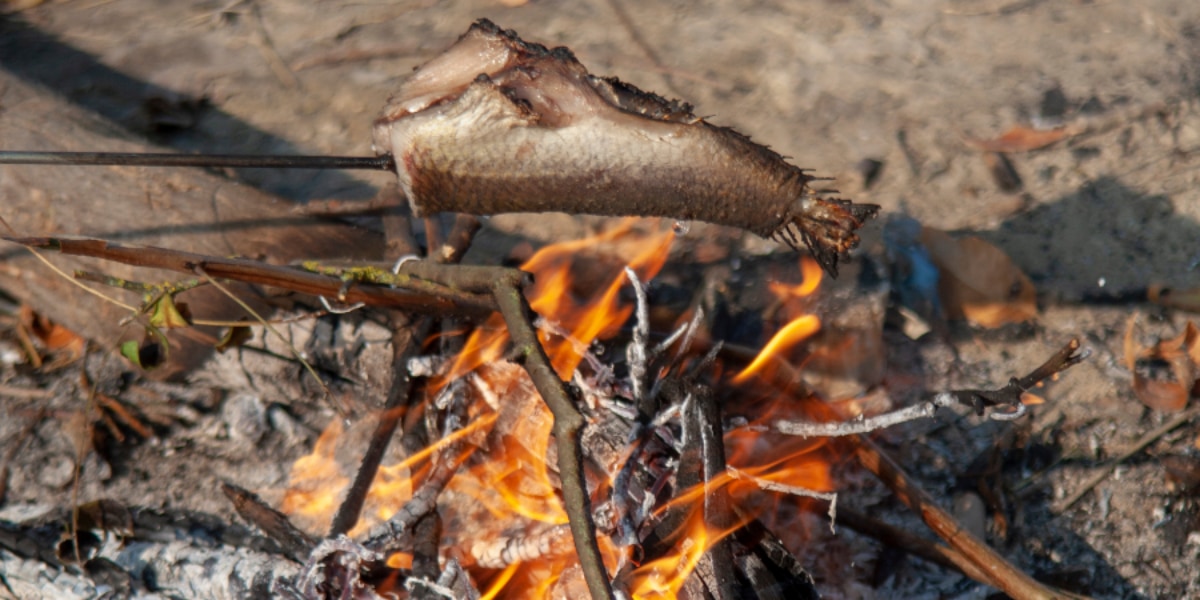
[62,409,93,464]
[919,227,1037,327]
[1123,317,1195,412]
[967,124,1080,153]
[1162,455,1200,495]
[18,305,86,364]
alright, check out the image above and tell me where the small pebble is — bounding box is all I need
[37,454,76,489]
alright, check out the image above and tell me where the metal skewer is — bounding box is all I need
[0,151,395,171]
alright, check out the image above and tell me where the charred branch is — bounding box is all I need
[222,482,315,563]
[1,504,305,598]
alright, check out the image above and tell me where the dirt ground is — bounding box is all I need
[2,0,1200,598]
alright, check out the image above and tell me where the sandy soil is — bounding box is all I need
[2,0,1200,597]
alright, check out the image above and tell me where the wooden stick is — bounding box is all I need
[221,482,315,563]
[4,236,495,316]
[827,504,995,584]
[853,437,1089,600]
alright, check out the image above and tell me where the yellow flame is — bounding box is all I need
[733,256,825,383]
[280,420,349,523]
[733,314,821,382]
[769,255,824,302]
[480,561,522,600]
[629,508,745,599]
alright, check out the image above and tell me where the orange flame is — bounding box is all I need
[281,412,498,537]
[280,419,349,528]
[279,223,844,599]
[629,508,745,599]
[769,255,824,303]
[437,221,674,386]
[734,256,824,383]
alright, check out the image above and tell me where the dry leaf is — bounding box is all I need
[19,305,86,362]
[967,124,1080,153]
[918,227,1037,327]
[1123,317,1197,412]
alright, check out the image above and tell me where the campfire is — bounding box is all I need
[276,220,840,598]
[0,17,1099,600]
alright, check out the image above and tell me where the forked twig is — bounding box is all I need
[772,340,1085,437]
[492,271,615,600]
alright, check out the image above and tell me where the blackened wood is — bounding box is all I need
[731,520,820,600]
[411,512,441,581]
[222,482,315,563]
[685,383,741,600]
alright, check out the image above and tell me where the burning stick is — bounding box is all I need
[490,271,616,600]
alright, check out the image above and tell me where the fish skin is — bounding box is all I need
[373,19,878,276]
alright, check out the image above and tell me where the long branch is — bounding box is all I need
[4,236,495,316]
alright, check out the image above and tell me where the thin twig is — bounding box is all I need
[726,466,837,523]
[492,271,615,600]
[4,236,496,316]
[434,214,481,264]
[625,267,651,405]
[772,397,950,437]
[1056,406,1200,511]
[771,340,1085,437]
[810,503,994,585]
[378,183,421,259]
[194,266,332,402]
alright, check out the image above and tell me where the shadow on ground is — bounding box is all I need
[978,177,1200,303]
[0,16,378,202]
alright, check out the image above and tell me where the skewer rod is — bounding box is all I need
[0,151,395,171]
